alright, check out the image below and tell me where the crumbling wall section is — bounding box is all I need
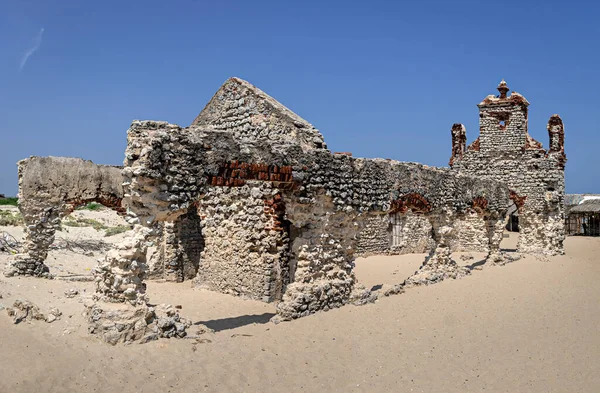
[191,77,327,151]
[277,192,360,319]
[450,210,489,252]
[195,182,289,302]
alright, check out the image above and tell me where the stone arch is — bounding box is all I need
[504,190,527,250]
[404,192,512,287]
[509,190,527,214]
[275,190,364,320]
[403,207,471,286]
[466,196,511,263]
[471,196,489,215]
[389,192,432,215]
[8,194,126,278]
[449,196,492,253]
[146,206,204,283]
[5,157,125,277]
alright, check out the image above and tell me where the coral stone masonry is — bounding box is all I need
[450,80,566,255]
[5,77,567,330]
[118,77,511,320]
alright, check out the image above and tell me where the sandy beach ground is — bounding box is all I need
[0,208,599,393]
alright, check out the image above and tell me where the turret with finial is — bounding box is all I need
[497,79,509,99]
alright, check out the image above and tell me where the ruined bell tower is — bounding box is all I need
[477,80,531,152]
[450,80,566,255]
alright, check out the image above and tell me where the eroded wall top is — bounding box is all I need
[191,77,327,152]
[123,120,510,226]
[18,156,124,214]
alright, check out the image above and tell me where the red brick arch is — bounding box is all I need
[389,193,431,214]
[509,190,527,213]
[472,196,489,215]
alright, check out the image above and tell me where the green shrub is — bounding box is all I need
[77,202,103,211]
[0,210,23,226]
[104,225,131,237]
[0,197,18,206]
[62,217,107,231]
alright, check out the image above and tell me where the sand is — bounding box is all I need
[0,219,599,393]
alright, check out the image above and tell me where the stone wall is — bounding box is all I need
[390,212,435,254]
[192,77,327,152]
[355,214,390,256]
[451,210,489,252]
[195,182,290,302]
[450,80,566,255]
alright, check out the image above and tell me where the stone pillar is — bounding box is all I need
[518,209,564,256]
[275,196,359,320]
[484,214,511,265]
[449,123,466,167]
[5,206,61,278]
[547,115,565,156]
[162,221,184,282]
[93,225,152,305]
[405,209,469,286]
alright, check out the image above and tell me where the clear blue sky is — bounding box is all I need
[1,0,599,196]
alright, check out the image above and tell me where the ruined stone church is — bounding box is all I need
[7,77,565,321]
[450,80,566,255]
[358,80,566,257]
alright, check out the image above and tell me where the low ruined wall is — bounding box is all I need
[450,210,489,252]
[357,210,488,256]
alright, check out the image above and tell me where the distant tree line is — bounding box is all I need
[0,196,18,206]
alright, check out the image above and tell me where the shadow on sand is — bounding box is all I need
[465,258,487,270]
[195,313,276,332]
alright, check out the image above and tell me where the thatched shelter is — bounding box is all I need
[565,198,600,236]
